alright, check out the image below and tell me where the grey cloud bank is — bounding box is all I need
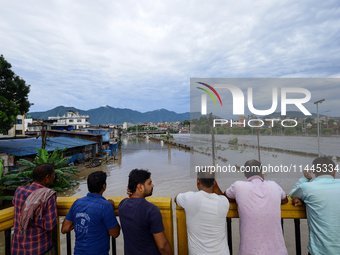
[1,0,339,113]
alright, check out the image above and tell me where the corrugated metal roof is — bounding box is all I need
[46,130,103,137]
[0,137,98,157]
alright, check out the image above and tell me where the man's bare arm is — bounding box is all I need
[213,180,236,203]
[212,180,224,195]
[153,231,173,255]
[108,225,120,238]
[61,219,74,234]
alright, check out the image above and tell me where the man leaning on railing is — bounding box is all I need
[214,159,289,255]
[61,171,120,255]
[175,169,230,254]
[119,169,173,255]
[12,163,57,255]
[290,157,340,255]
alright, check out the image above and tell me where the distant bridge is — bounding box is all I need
[129,130,167,135]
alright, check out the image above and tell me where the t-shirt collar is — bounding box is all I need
[87,192,105,199]
[246,175,264,182]
[313,175,335,181]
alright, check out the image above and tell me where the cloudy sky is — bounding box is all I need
[1,0,339,114]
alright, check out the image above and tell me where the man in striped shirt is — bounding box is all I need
[12,163,57,255]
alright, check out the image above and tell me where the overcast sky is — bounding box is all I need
[1,0,339,114]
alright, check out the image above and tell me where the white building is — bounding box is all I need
[48,110,90,130]
[25,115,33,131]
[0,115,26,138]
[123,122,134,130]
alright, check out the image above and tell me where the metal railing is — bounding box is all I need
[176,197,307,255]
[1,196,306,255]
[0,197,174,255]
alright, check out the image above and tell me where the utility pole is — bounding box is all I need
[167,127,170,142]
[41,119,46,149]
[314,99,325,157]
[257,129,261,162]
[209,113,215,167]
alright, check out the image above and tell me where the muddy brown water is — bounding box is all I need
[3,134,338,254]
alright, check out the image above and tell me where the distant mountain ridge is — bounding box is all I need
[29,107,329,125]
[29,106,192,125]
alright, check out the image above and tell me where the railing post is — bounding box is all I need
[294,219,301,255]
[66,232,72,255]
[227,218,233,255]
[5,228,11,255]
[111,237,116,255]
[52,225,58,254]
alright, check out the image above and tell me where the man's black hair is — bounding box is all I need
[33,163,55,182]
[244,160,262,178]
[87,171,107,193]
[197,169,215,188]
[312,157,336,176]
[128,169,151,193]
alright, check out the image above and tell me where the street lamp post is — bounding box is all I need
[314,99,325,157]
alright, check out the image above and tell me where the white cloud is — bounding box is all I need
[1,0,339,114]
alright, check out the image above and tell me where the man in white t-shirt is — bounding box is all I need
[175,170,230,255]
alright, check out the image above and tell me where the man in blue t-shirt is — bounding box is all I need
[61,171,120,255]
[118,169,172,255]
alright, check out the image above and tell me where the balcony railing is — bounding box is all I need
[1,197,305,255]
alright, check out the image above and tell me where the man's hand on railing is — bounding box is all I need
[292,197,304,207]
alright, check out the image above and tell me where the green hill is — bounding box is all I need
[29,106,192,125]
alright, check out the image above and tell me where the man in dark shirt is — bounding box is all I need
[12,163,57,255]
[118,169,172,255]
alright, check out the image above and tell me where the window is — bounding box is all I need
[77,120,82,122]
[16,120,22,124]
[15,130,22,135]
[69,120,74,122]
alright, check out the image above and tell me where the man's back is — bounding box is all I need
[118,197,164,255]
[225,176,287,255]
[12,183,57,255]
[290,176,340,255]
[65,193,119,255]
[176,190,230,255]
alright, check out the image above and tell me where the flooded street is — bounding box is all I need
[4,133,337,254]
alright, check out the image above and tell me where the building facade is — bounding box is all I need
[48,110,90,130]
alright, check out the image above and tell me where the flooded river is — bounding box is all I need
[4,133,339,254]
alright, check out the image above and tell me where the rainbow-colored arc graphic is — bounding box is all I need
[196,82,223,106]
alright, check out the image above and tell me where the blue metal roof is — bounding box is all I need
[0,137,98,157]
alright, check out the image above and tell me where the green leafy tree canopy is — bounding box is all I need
[0,55,32,133]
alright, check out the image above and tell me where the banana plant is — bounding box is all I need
[0,147,80,200]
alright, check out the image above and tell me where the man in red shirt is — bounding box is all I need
[12,163,57,255]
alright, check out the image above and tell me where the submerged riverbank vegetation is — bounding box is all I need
[0,147,79,200]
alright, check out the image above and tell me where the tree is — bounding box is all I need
[183,120,190,126]
[305,117,314,125]
[0,55,32,133]
[328,119,335,126]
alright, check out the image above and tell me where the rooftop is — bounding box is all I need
[0,137,98,156]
